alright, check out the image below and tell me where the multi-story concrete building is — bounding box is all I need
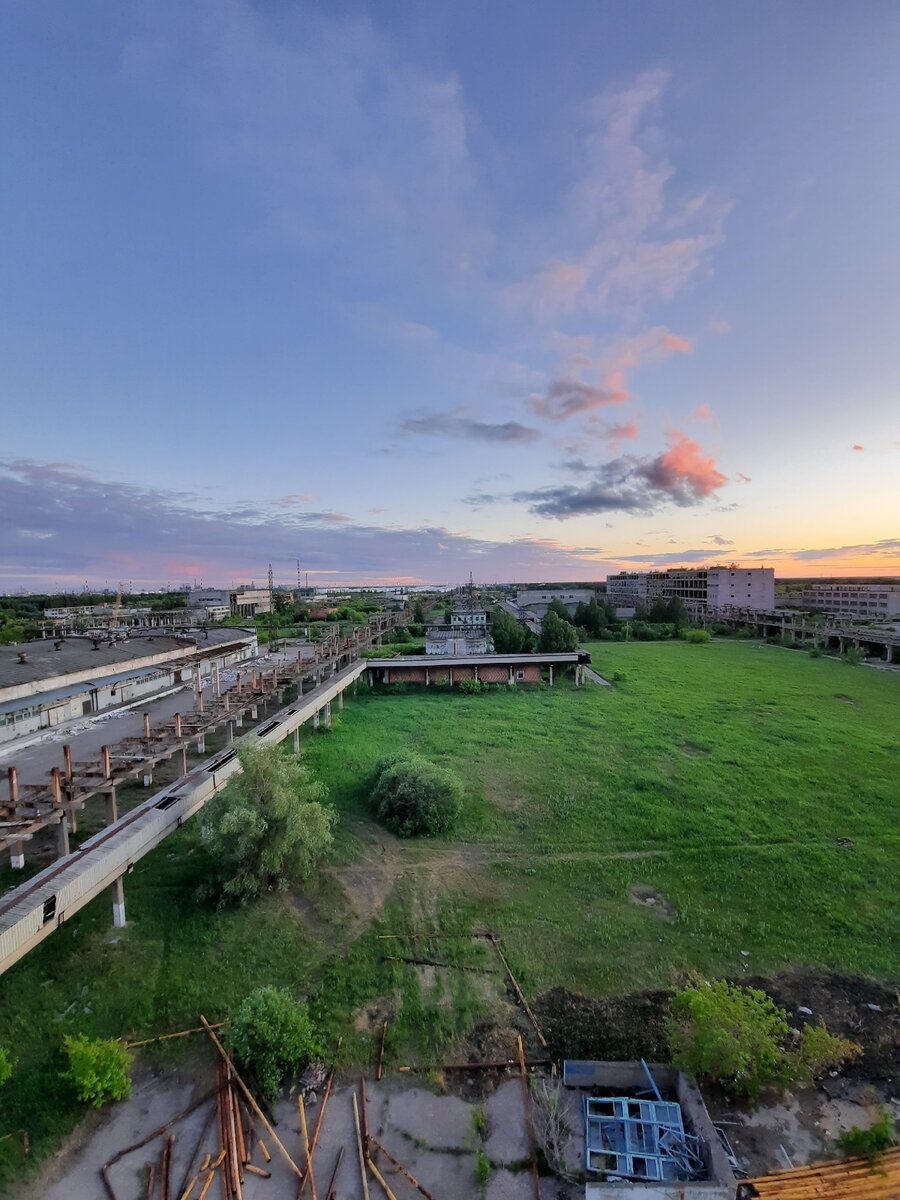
[800,582,900,620]
[606,567,775,616]
[229,587,272,618]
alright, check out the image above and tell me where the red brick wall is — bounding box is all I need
[388,667,427,683]
[479,665,511,683]
[450,666,475,681]
[516,664,543,683]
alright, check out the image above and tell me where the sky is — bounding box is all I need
[1,0,898,590]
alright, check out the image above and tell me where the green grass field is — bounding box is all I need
[0,639,897,1177]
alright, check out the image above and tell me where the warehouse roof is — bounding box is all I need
[0,629,256,700]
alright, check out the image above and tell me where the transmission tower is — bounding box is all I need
[267,562,278,653]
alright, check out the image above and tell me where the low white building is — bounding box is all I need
[0,629,258,746]
[510,588,596,620]
[799,582,900,620]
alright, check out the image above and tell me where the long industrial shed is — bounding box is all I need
[0,659,366,976]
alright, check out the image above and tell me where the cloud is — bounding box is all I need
[734,472,752,484]
[692,403,715,422]
[486,430,726,519]
[616,549,729,565]
[706,535,734,546]
[851,444,865,452]
[125,2,488,288]
[0,458,617,588]
[528,379,628,421]
[398,410,540,444]
[640,431,726,498]
[502,71,728,320]
[529,325,690,422]
[743,538,900,562]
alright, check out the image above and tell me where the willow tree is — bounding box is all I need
[201,745,335,905]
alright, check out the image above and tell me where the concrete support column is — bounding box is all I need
[181,746,188,775]
[106,786,118,824]
[111,875,126,928]
[313,710,320,732]
[143,712,151,744]
[509,667,514,685]
[549,664,554,687]
[174,712,182,739]
[337,689,344,711]
[250,704,258,719]
[325,700,332,727]
[56,816,70,857]
[226,721,234,746]
[425,669,430,687]
[194,664,204,714]
[142,769,153,787]
[196,734,205,754]
[7,769,24,866]
[292,727,300,753]
[212,661,221,698]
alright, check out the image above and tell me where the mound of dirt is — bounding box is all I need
[534,971,899,1083]
[533,986,669,1063]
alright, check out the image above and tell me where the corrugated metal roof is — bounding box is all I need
[744,1149,900,1199]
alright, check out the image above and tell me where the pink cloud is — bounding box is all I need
[692,403,715,422]
[648,431,726,497]
[734,471,752,483]
[851,444,865,452]
[607,420,639,441]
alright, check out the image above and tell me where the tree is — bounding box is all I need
[201,746,335,906]
[490,607,528,653]
[227,986,322,1101]
[666,979,859,1099]
[0,1045,13,1087]
[538,610,579,653]
[412,599,426,624]
[371,754,463,837]
[574,596,610,638]
[61,1034,131,1108]
[546,598,572,622]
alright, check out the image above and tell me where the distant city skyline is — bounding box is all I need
[2,1,898,587]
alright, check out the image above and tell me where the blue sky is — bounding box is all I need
[2,0,898,588]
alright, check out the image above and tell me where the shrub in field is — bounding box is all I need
[789,1020,862,1084]
[0,1045,13,1086]
[845,646,864,666]
[683,629,712,644]
[458,678,483,695]
[665,979,860,1099]
[61,1034,131,1108]
[838,1108,895,1160]
[228,986,321,1101]
[371,754,463,837]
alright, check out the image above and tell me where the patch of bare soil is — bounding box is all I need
[680,740,711,757]
[745,971,900,1082]
[533,970,899,1083]
[327,825,402,936]
[628,884,676,920]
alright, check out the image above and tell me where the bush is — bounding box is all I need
[845,645,864,666]
[61,1034,131,1108]
[665,979,860,1099]
[228,986,322,1102]
[838,1108,895,1160]
[371,754,463,837]
[0,1045,13,1087]
[809,647,822,658]
[458,678,483,695]
[683,629,712,644]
